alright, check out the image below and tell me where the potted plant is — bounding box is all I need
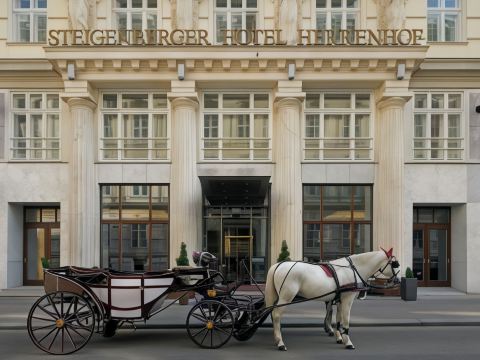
[277,240,291,262]
[41,257,50,269]
[400,266,417,301]
[176,242,191,305]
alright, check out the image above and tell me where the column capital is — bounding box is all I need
[376,79,412,106]
[377,96,408,110]
[60,80,97,105]
[169,96,199,110]
[274,80,305,103]
[168,80,198,103]
[67,97,97,111]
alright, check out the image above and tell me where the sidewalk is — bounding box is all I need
[1,287,479,330]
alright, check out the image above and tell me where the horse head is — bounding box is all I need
[376,247,401,285]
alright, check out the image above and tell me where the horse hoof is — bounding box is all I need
[336,339,343,344]
[328,331,334,337]
[346,345,355,350]
[278,345,287,351]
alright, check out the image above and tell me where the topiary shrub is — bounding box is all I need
[176,242,190,266]
[41,257,50,269]
[277,240,291,262]
[405,266,415,278]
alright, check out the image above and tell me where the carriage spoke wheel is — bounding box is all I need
[27,291,95,355]
[186,300,234,349]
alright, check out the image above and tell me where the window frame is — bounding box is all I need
[427,0,462,42]
[10,91,61,161]
[200,91,272,162]
[214,0,259,44]
[314,0,360,34]
[412,91,464,161]
[112,0,160,31]
[99,91,170,162]
[303,91,373,162]
[11,0,48,43]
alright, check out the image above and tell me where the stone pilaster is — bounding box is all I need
[373,95,408,265]
[272,81,305,263]
[67,97,97,267]
[168,81,201,267]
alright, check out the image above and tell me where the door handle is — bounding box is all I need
[24,258,27,264]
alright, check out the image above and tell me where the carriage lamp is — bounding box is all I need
[207,289,217,297]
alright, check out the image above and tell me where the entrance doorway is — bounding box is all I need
[412,207,450,287]
[223,222,253,282]
[24,207,60,285]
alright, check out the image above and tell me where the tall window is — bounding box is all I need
[427,0,461,42]
[11,93,60,160]
[100,93,169,161]
[12,0,47,42]
[101,184,169,271]
[202,93,270,161]
[303,185,372,262]
[413,92,463,160]
[316,0,358,42]
[113,0,158,30]
[215,0,258,43]
[304,93,371,161]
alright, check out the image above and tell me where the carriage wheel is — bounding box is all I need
[27,291,95,355]
[186,300,234,349]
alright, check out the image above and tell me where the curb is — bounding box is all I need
[3,322,480,331]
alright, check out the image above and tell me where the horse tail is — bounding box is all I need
[264,262,281,308]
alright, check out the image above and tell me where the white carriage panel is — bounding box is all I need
[111,309,141,318]
[91,287,109,304]
[110,288,141,309]
[144,278,174,287]
[144,289,169,304]
[110,278,142,287]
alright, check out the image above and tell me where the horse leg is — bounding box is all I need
[339,293,356,350]
[271,286,298,351]
[334,302,343,344]
[323,301,334,336]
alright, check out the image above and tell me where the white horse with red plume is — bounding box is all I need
[264,248,400,351]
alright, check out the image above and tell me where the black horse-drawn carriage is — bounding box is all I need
[27,254,268,355]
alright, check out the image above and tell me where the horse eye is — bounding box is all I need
[392,261,400,269]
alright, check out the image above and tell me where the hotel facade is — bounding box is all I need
[1,0,479,292]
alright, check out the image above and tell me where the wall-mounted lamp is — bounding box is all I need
[396,63,405,80]
[67,63,75,80]
[177,63,185,81]
[288,63,295,80]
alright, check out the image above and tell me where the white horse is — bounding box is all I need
[265,249,399,351]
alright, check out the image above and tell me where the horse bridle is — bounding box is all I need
[345,255,400,290]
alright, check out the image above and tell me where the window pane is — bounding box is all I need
[431,114,444,137]
[216,13,227,42]
[122,185,150,220]
[117,12,127,29]
[427,13,440,42]
[102,186,120,220]
[46,114,59,137]
[445,0,458,8]
[152,185,169,220]
[355,94,370,109]
[448,94,461,109]
[322,186,351,221]
[122,224,148,271]
[303,186,320,221]
[246,13,256,30]
[324,114,349,137]
[223,114,249,137]
[122,94,148,108]
[34,14,47,42]
[304,224,320,262]
[434,208,450,224]
[448,114,460,137]
[204,94,219,108]
[231,14,242,30]
[223,94,250,108]
[353,186,371,220]
[415,94,427,108]
[131,13,143,30]
[355,114,369,137]
[132,0,143,7]
[445,14,457,41]
[151,224,169,271]
[101,224,120,270]
[428,0,439,7]
[431,94,444,109]
[104,114,118,137]
[123,114,148,158]
[14,114,27,137]
[13,94,26,109]
[47,94,59,109]
[30,94,42,109]
[153,94,167,108]
[354,224,371,254]
[254,94,268,108]
[116,0,128,8]
[306,94,320,108]
[147,13,157,29]
[147,0,157,8]
[103,94,118,108]
[414,114,426,137]
[316,0,326,8]
[216,0,227,7]
[324,94,351,108]
[347,0,358,8]
[16,0,31,8]
[305,114,320,138]
[16,14,30,42]
[153,114,167,137]
[323,224,350,260]
[26,208,41,222]
[231,0,242,8]
[418,208,434,223]
[332,0,342,8]
[42,209,56,223]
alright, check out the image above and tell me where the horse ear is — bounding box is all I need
[380,247,393,258]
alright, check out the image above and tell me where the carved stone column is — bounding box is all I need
[67,97,97,267]
[272,81,305,263]
[276,0,301,45]
[373,96,408,264]
[168,82,201,267]
[171,0,199,29]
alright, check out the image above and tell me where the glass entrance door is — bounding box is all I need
[412,225,450,286]
[224,235,252,282]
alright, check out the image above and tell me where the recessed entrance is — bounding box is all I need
[201,177,270,283]
[412,207,451,287]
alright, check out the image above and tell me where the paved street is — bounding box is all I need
[1,327,480,359]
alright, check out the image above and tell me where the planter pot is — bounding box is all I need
[400,277,417,301]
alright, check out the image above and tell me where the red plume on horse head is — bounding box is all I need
[380,247,393,258]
